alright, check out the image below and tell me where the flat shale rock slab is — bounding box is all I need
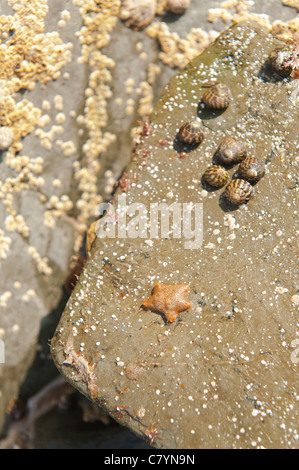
[51,22,299,449]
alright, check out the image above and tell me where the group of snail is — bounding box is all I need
[177,82,265,206]
[204,137,265,206]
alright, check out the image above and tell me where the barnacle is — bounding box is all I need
[0,127,14,151]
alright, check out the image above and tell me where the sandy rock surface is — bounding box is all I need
[51,22,299,449]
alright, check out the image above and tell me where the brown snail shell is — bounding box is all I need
[216,137,247,165]
[269,47,294,77]
[237,156,265,184]
[202,83,232,109]
[165,0,190,15]
[203,165,229,188]
[225,179,254,206]
[178,118,205,145]
[120,0,157,31]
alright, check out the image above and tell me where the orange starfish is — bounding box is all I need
[142,282,192,322]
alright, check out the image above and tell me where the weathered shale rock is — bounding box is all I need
[51,22,299,449]
[0,0,84,434]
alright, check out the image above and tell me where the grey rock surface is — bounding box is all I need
[0,0,84,433]
[52,21,299,449]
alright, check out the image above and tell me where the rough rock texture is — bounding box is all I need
[0,0,85,433]
[51,22,299,449]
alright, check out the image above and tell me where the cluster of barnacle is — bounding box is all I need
[177,82,266,206]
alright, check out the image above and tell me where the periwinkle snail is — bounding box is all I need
[215,137,247,165]
[203,165,229,188]
[178,118,205,145]
[225,179,254,206]
[202,83,232,109]
[237,156,265,184]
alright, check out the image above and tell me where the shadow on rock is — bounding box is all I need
[173,134,201,154]
[200,174,224,193]
[218,192,241,212]
[197,100,227,121]
[258,59,285,83]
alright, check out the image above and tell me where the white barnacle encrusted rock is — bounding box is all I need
[0,126,14,151]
